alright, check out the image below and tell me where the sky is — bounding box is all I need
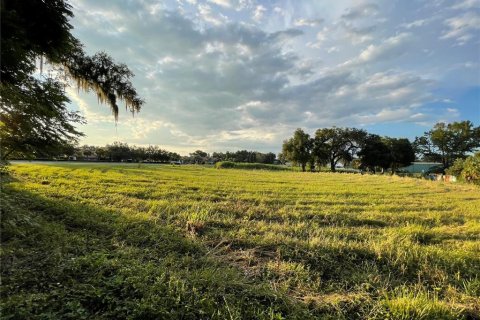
[66,0,480,155]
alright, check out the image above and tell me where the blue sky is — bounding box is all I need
[66,0,480,154]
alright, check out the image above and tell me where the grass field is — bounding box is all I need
[1,163,479,319]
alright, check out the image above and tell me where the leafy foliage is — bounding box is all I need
[313,127,367,171]
[357,134,391,172]
[414,121,480,168]
[282,128,313,171]
[215,161,292,170]
[446,158,466,177]
[384,137,416,173]
[449,152,480,184]
[213,150,277,164]
[0,0,144,161]
[461,152,480,184]
[62,51,143,119]
[0,78,84,160]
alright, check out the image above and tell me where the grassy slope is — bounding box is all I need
[1,163,479,319]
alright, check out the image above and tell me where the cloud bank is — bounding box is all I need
[68,0,479,153]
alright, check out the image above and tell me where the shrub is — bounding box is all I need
[447,153,480,184]
[462,152,480,184]
[214,161,236,169]
[446,158,465,177]
[215,161,292,171]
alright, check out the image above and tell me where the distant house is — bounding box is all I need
[398,162,443,174]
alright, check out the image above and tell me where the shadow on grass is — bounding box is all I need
[0,181,315,320]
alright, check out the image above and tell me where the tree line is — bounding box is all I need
[27,142,278,165]
[68,143,182,163]
[281,121,479,172]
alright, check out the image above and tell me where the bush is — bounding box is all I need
[446,153,480,184]
[214,161,236,169]
[462,152,480,184]
[446,158,465,177]
[215,161,292,171]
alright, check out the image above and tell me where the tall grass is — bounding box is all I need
[2,163,479,319]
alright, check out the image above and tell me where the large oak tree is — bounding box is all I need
[0,0,144,161]
[313,127,367,172]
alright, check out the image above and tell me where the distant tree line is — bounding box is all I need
[211,150,276,164]
[60,142,182,162]
[183,150,276,164]
[17,142,279,165]
[281,121,479,173]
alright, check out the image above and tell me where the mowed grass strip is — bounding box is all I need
[2,163,480,319]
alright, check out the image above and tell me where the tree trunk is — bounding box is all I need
[301,163,306,172]
[330,159,336,172]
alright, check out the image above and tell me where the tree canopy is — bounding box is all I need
[313,127,367,171]
[357,134,391,172]
[0,0,144,161]
[384,137,415,173]
[281,127,418,173]
[414,121,480,168]
[282,128,312,172]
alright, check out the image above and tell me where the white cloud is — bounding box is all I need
[207,0,232,8]
[441,11,480,45]
[67,0,477,152]
[341,3,379,20]
[197,3,229,25]
[400,19,429,29]
[307,27,329,48]
[252,5,266,22]
[273,7,285,16]
[354,33,412,64]
[356,108,415,124]
[294,18,323,27]
[327,46,339,53]
[451,0,480,9]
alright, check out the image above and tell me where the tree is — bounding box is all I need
[358,134,391,172]
[106,142,132,162]
[277,152,286,164]
[446,158,466,177]
[190,150,209,164]
[358,135,415,173]
[384,137,415,173]
[1,0,144,161]
[262,152,276,164]
[414,121,480,168]
[0,78,84,160]
[282,128,313,172]
[313,127,367,172]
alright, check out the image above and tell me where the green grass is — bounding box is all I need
[2,163,479,319]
